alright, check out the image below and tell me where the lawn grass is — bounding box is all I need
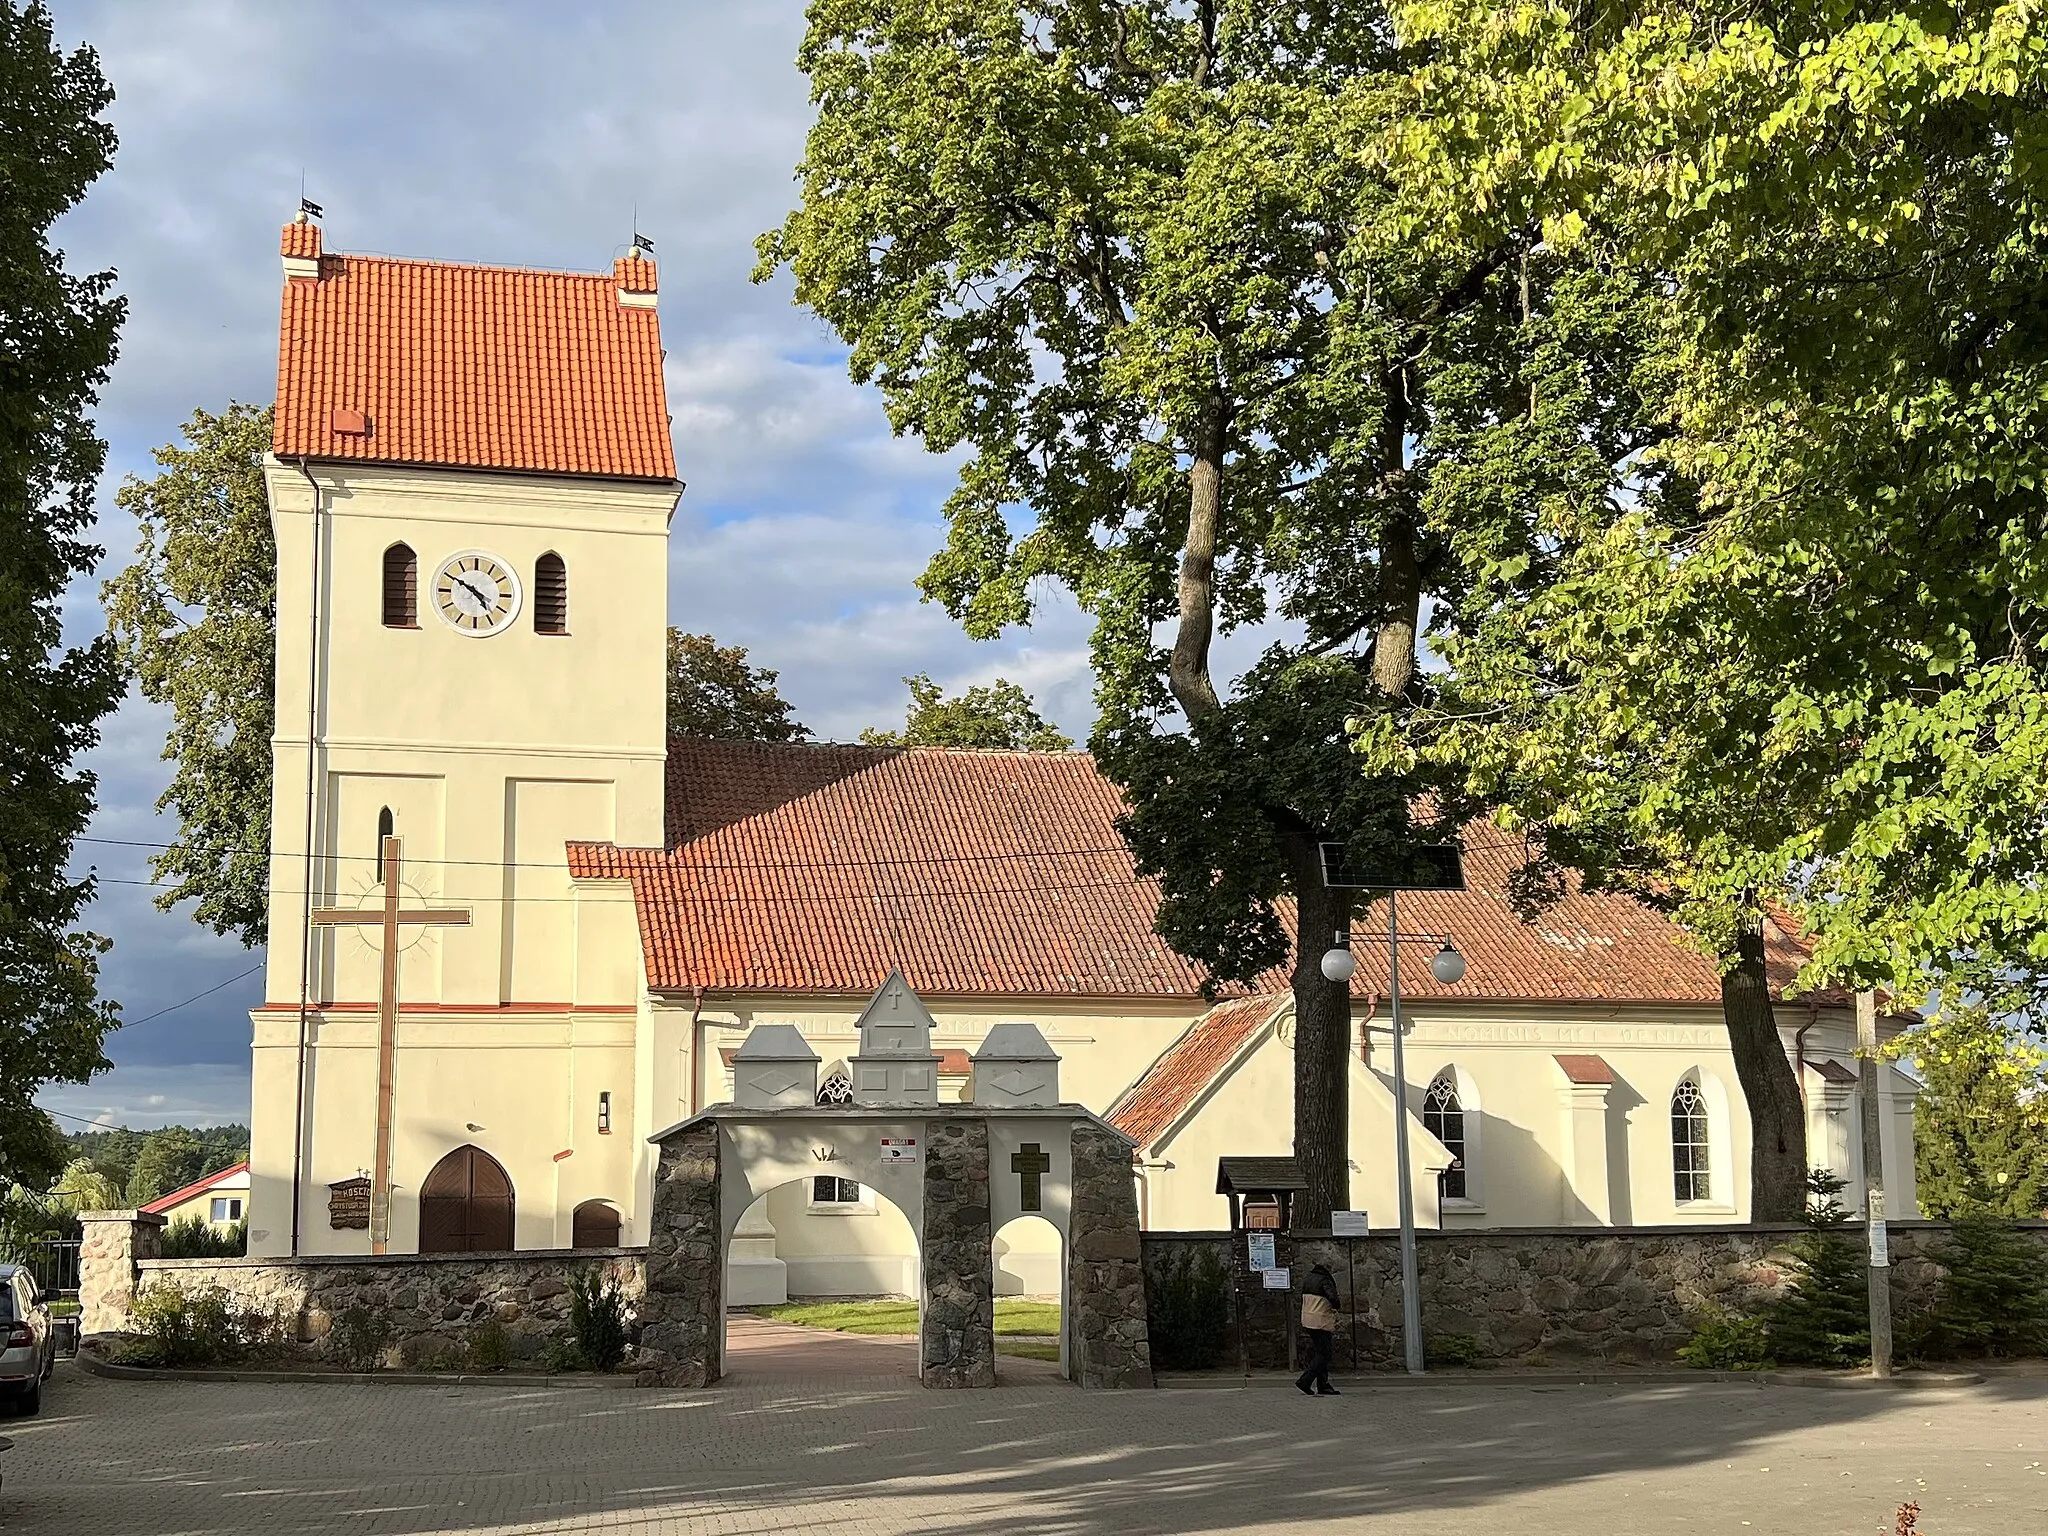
[758,1299,1061,1337]
[996,1339,1061,1361]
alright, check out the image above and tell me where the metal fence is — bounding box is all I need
[24,1237,81,1298]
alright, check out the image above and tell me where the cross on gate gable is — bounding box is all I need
[1011,1142,1052,1213]
[310,834,471,1252]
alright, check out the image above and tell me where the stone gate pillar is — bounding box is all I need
[1068,1122,1154,1387]
[636,1119,723,1387]
[921,1118,995,1387]
[77,1210,166,1337]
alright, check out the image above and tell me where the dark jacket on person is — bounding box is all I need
[1304,1265,1340,1307]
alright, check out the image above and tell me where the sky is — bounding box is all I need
[33,0,1123,1135]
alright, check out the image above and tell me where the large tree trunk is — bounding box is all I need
[1169,394,1227,721]
[1372,515,1421,698]
[1722,916,1808,1221]
[1288,836,1355,1227]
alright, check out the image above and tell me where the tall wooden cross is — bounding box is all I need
[311,834,470,1253]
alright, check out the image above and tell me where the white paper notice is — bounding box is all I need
[1263,1267,1291,1290]
[1247,1233,1277,1271]
[1331,1210,1369,1237]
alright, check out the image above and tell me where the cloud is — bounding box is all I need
[37,0,1106,1127]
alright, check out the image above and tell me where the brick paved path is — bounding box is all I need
[3,1360,2041,1535]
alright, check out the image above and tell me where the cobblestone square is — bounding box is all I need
[3,1343,2044,1536]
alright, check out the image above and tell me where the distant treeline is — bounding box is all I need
[62,1124,250,1207]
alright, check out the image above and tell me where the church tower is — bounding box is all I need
[246,215,680,1257]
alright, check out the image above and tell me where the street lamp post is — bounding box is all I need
[1322,889,1466,1376]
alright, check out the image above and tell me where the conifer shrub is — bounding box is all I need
[568,1266,630,1371]
[1763,1171,1870,1367]
[1147,1245,1231,1370]
[1915,1217,2048,1358]
[159,1215,246,1259]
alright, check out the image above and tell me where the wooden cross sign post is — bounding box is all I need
[311,834,470,1254]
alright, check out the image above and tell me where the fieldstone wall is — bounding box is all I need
[1143,1222,2048,1370]
[129,1248,643,1366]
[1068,1122,1153,1388]
[78,1210,165,1335]
[636,1117,724,1387]
[921,1119,995,1387]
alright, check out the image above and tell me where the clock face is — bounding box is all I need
[432,550,522,636]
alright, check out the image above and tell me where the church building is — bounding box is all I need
[244,218,1921,1286]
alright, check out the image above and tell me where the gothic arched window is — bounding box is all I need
[1672,1078,1712,1203]
[382,543,418,628]
[375,806,393,865]
[816,1062,854,1107]
[533,552,568,634]
[1423,1071,1468,1201]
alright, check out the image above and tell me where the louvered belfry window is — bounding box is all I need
[534,552,568,634]
[382,543,417,627]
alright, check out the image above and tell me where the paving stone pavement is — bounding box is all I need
[3,1356,2043,1535]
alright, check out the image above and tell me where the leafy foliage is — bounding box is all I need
[326,1304,393,1372]
[760,0,1636,1219]
[1901,1010,2048,1220]
[102,403,276,945]
[465,1317,512,1370]
[567,1266,630,1371]
[665,629,810,742]
[1677,1306,1771,1371]
[860,673,1071,752]
[127,1282,279,1368]
[124,1126,209,1206]
[63,1123,248,1198]
[1146,1245,1231,1371]
[1392,0,2048,1018]
[0,0,127,1187]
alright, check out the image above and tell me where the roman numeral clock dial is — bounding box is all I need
[432,550,522,636]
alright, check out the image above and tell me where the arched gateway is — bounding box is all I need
[635,973,1154,1390]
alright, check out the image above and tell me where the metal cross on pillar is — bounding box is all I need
[1011,1143,1052,1213]
[310,834,470,1253]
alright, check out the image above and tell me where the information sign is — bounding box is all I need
[1246,1233,1277,1271]
[1262,1267,1292,1290]
[1331,1210,1369,1237]
[879,1138,919,1164]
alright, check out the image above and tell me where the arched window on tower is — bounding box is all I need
[1423,1071,1468,1201]
[1672,1077,1712,1204]
[533,552,568,634]
[375,806,393,862]
[382,542,418,628]
[816,1062,854,1107]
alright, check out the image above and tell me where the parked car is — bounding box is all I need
[0,1266,54,1415]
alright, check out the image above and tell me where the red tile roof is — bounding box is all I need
[271,221,676,481]
[141,1161,249,1216]
[566,740,1821,1005]
[1106,996,1289,1148]
[1554,1053,1617,1086]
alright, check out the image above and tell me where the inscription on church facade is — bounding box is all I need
[328,1177,372,1230]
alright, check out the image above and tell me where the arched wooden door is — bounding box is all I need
[418,1145,514,1253]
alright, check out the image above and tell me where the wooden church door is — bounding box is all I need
[419,1144,515,1252]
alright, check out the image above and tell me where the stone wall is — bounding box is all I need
[78,1210,164,1335]
[1068,1122,1153,1387]
[1143,1222,2048,1371]
[921,1119,995,1388]
[124,1247,643,1366]
[635,1117,724,1387]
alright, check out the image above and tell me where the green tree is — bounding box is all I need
[860,673,1072,751]
[1390,3,2048,1211]
[102,402,275,946]
[665,629,810,742]
[48,1156,121,1213]
[124,1126,207,1207]
[759,1,1636,1218]
[0,1,125,1186]
[1904,1010,2048,1221]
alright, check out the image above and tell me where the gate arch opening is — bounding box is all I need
[419,1144,513,1253]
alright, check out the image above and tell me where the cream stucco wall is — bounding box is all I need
[248,459,674,1257]
[150,1169,250,1234]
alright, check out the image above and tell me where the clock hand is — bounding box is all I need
[455,575,493,607]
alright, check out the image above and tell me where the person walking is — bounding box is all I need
[1296,1261,1341,1396]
